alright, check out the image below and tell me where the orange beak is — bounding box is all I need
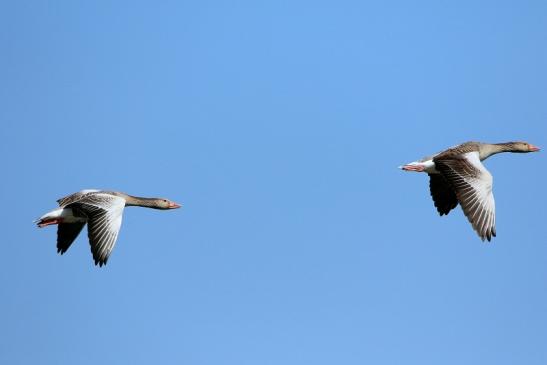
[529,144,540,152]
[168,201,181,209]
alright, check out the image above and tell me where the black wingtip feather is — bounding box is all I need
[94,258,108,267]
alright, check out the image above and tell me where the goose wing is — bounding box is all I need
[428,174,458,216]
[57,222,86,254]
[67,193,126,266]
[434,152,496,241]
[57,189,100,208]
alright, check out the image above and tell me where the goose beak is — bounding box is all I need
[168,202,181,209]
[529,144,540,152]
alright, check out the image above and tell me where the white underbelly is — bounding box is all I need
[402,159,439,174]
[421,159,439,174]
[39,208,87,223]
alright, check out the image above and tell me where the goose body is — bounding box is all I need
[36,190,181,266]
[400,141,540,241]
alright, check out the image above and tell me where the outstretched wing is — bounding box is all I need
[428,173,458,216]
[57,189,100,208]
[57,222,86,254]
[434,152,496,241]
[67,193,126,266]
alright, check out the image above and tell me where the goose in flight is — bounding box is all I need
[400,141,539,241]
[36,190,181,266]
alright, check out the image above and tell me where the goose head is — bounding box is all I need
[146,198,181,210]
[157,199,181,210]
[506,141,540,153]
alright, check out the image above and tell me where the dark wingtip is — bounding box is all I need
[483,230,494,242]
[94,258,108,267]
[485,228,496,242]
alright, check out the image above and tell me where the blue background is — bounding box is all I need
[2,1,546,364]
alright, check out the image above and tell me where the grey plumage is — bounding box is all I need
[37,190,181,267]
[401,141,539,241]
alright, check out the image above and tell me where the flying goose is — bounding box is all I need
[400,141,540,241]
[36,190,181,266]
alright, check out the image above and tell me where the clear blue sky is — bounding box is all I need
[2,1,546,364]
